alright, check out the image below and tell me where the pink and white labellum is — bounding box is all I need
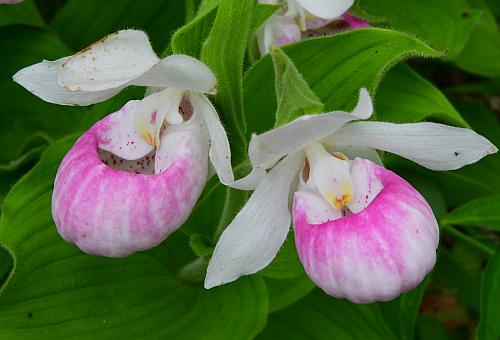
[205,89,498,303]
[14,30,261,257]
[256,0,368,54]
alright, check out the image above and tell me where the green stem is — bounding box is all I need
[443,224,496,256]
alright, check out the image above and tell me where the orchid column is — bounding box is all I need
[14,30,260,257]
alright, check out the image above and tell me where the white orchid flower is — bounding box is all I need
[13,29,261,257]
[204,89,498,303]
[257,0,367,54]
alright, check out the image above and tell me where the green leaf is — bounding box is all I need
[256,290,398,340]
[0,137,268,339]
[379,278,430,340]
[171,5,218,58]
[261,235,305,279]
[357,0,480,59]
[416,316,450,340]
[477,252,500,340]
[0,26,84,165]
[52,0,187,53]
[443,196,500,231]
[244,28,441,137]
[375,64,468,127]
[271,47,324,126]
[201,0,255,159]
[264,275,315,313]
[251,3,280,34]
[455,1,500,77]
[0,143,47,206]
[0,0,44,27]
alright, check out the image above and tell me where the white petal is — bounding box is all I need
[190,92,266,190]
[12,57,122,106]
[204,153,304,288]
[332,122,498,171]
[132,55,217,94]
[294,0,354,19]
[134,88,185,148]
[249,88,373,168]
[58,30,159,92]
[99,100,154,160]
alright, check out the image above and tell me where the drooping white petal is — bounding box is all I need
[134,88,185,148]
[190,92,266,190]
[294,0,354,19]
[131,55,217,94]
[58,30,159,92]
[249,88,373,169]
[304,142,353,210]
[98,100,154,160]
[204,152,304,289]
[12,57,122,106]
[332,122,498,171]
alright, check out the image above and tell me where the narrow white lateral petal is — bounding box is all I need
[132,55,217,94]
[333,122,498,171]
[249,88,373,168]
[12,57,123,106]
[204,153,304,289]
[191,92,265,190]
[58,30,159,92]
[295,0,354,19]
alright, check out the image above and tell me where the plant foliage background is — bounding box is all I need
[0,0,499,339]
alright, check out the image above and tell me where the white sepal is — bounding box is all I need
[12,57,122,106]
[131,55,217,94]
[58,30,159,92]
[249,88,373,169]
[332,122,498,171]
[204,153,304,288]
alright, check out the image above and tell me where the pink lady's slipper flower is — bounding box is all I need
[205,89,498,303]
[13,30,259,257]
[257,0,367,54]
